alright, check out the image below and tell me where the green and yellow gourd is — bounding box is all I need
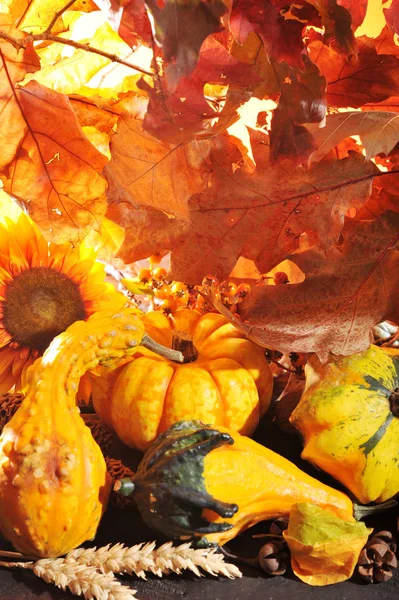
[115,420,361,547]
[290,345,399,504]
[0,308,183,557]
[91,309,273,451]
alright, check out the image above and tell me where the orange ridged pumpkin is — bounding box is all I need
[91,309,273,451]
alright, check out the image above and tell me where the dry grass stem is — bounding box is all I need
[68,541,242,579]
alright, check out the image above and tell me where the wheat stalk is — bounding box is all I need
[67,541,242,579]
[0,558,136,600]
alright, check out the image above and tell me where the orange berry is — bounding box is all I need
[160,298,177,314]
[220,280,238,297]
[237,283,250,298]
[170,281,188,297]
[154,284,171,299]
[175,291,190,306]
[152,267,168,281]
[138,268,152,282]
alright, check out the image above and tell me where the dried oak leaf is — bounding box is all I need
[308,35,399,108]
[145,0,229,89]
[0,55,107,242]
[169,131,377,283]
[306,111,399,164]
[141,35,260,143]
[269,57,326,166]
[384,0,399,35]
[211,211,399,359]
[105,113,212,220]
[106,202,188,264]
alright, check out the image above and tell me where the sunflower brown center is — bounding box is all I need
[2,266,86,352]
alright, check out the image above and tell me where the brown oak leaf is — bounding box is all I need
[167,132,378,283]
[105,113,212,219]
[305,111,399,164]
[210,211,399,359]
[106,202,188,263]
[308,35,399,108]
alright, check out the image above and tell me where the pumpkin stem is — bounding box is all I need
[141,334,184,363]
[353,498,397,521]
[388,388,399,416]
[171,330,198,363]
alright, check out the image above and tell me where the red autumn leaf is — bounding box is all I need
[306,0,357,57]
[145,0,229,88]
[92,0,152,48]
[373,25,399,56]
[336,0,368,28]
[165,132,379,284]
[209,211,399,359]
[105,112,212,219]
[308,35,399,108]
[270,57,326,165]
[363,97,399,112]
[230,0,308,68]
[140,35,260,143]
[384,0,399,35]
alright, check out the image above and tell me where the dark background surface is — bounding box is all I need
[0,414,397,600]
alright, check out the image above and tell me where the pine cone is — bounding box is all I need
[368,531,397,554]
[269,516,289,536]
[258,541,289,576]
[0,392,24,432]
[105,457,136,509]
[357,531,398,583]
[83,416,114,457]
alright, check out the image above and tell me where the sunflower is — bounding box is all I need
[0,214,126,393]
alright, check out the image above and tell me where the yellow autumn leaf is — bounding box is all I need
[284,503,372,586]
[26,11,151,100]
[0,0,98,32]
